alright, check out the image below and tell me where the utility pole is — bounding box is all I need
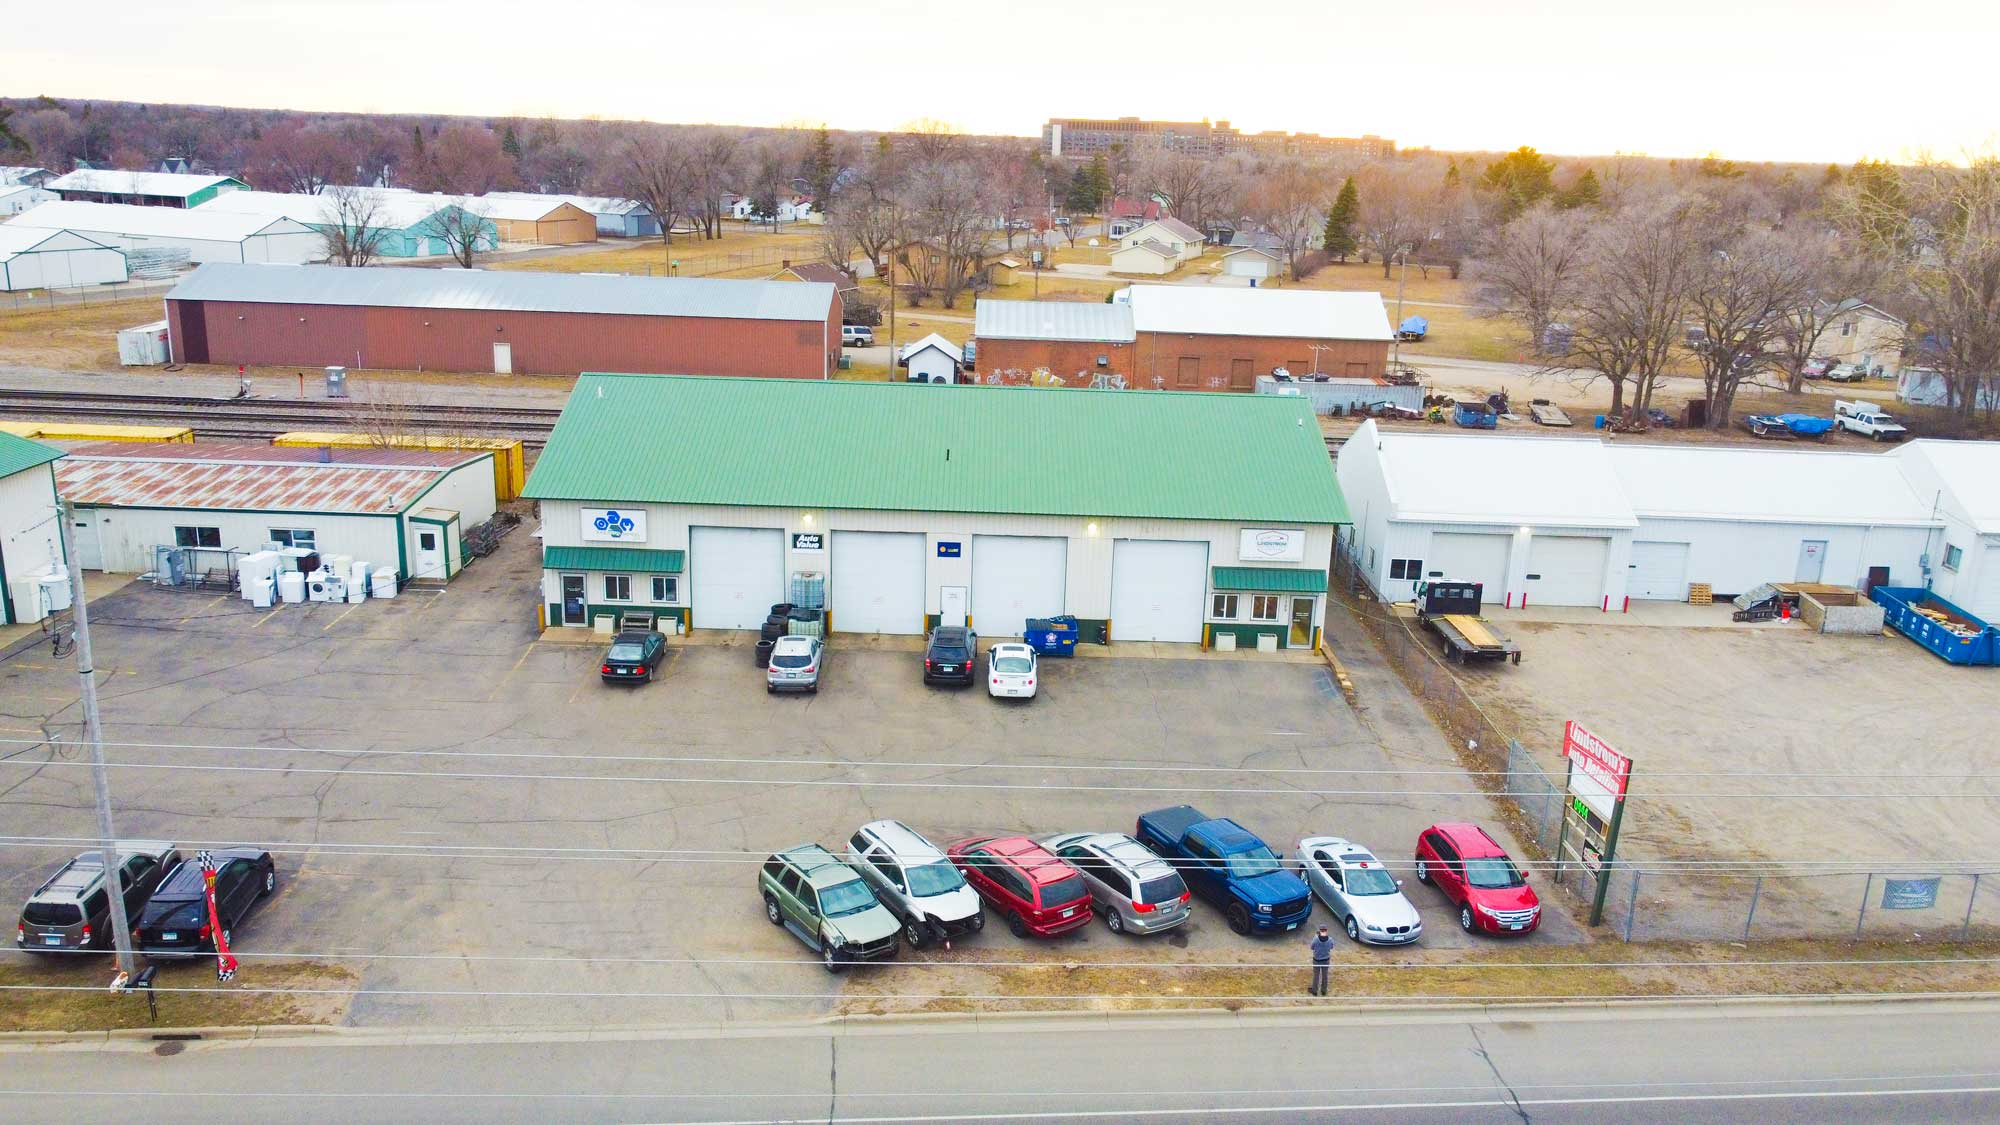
[1391,244,1411,372]
[57,500,136,979]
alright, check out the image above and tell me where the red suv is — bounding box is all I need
[947,835,1092,938]
[1413,823,1540,935]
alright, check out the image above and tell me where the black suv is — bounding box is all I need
[923,626,979,686]
[134,849,276,957]
[600,630,667,684]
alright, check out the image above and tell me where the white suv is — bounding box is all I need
[847,820,984,948]
[841,325,875,347]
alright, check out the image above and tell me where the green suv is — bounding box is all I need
[760,845,901,972]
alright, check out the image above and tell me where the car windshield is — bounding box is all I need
[993,655,1033,674]
[906,860,964,897]
[771,653,814,669]
[1464,857,1525,889]
[1224,846,1284,879]
[818,879,877,917]
[607,643,644,660]
[1344,867,1399,896]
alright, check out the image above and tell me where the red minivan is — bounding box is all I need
[947,835,1092,938]
[1413,823,1540,936]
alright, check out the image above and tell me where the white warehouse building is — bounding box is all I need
[0,431,66,625]
[524,375,1348,648]
[1891,441,2000,619]
[0,226,129,291]
[10,201,322,265]
[1336,420,1945,609]
[55,443,499,583]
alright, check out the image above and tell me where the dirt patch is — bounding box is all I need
[0,959,356,1033]
[0,297,165,369]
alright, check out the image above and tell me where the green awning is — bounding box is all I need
[544,545,684,573]
[1211,566,1326,594]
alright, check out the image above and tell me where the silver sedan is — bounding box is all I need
[1295,835,1423,945]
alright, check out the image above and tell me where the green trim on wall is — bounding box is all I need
[1211,566,1328,594]
[1208,622,1292,649]
[543,546,685,573]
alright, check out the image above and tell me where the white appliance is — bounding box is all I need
[277,572,306,604]
[237,551,280,601]
[307,574,345,602]
[370,568,399,599]
[247,577,275,608]
[347,561,369,603]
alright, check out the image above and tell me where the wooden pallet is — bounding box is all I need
[1687,582,1713,606]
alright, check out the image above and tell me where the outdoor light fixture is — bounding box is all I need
[802,513,815,526]
[1086,521,1100,536]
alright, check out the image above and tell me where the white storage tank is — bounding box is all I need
[36,569,71,614]
[277,571,306,604]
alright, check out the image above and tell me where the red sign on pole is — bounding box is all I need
[197,850,239,983]
[1562,720,1632,818]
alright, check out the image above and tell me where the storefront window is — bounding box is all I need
[604,575,631,601]
[1211,594,1238,619]
[1250,595,1281,621]
[651,576,678,602]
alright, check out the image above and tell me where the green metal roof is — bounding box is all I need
[544,545,684,573]
[524,375,1349,525]
[0,431,61,480]
[1212,566,1327,593]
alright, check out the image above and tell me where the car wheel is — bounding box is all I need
[1459,906,1475,933]
[261,868,276,897]
[968,911,985,932]
[1415,860,1431,885]
[1006,911,1029,939]
[808,683,818,694]
[1345,915,1360,942]
[1226,903,1252,935]
[1106,910,1125,935]
[822,941,846,974]
[903,919,927,949]
[764,895,783,926]
[766,684,776,695]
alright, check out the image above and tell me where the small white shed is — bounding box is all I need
[0,227,130,291]
[1222,245,1281,279]
[901,333,963,385]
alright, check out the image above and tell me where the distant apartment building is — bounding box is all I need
[1041,117,1393,161]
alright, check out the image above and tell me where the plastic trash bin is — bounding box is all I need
[1022,615,1079,657]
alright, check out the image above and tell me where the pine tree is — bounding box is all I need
[1323,177,1359,261]
[1443,159,1461,189]
[411,124,425,157]
[1480,146,1556,220]
[1554,168,1601,210]
[1084,154,1110,211]
[501,124,522,159]
[805,127,837,216]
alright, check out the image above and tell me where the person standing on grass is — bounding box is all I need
[1308,925,1334,996]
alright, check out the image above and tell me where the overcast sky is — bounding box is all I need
[5,0,1993,163]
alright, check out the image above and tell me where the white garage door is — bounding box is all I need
[829,531,925,635]
[1429,532,1511,596]
[1628,541,1690,601]
[971,535,1066,636]
[1110,539,1208,643]
[691,526,785,632]
[1525,536,1610,607]
[1970,543,2000,620]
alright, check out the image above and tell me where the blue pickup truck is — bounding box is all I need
[1135,806,1312,935]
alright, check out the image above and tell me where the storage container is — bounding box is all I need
[1022,615,1078,657]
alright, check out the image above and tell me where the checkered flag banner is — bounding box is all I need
[196,851,239,982]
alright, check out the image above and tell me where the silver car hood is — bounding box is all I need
[1348,891,1424,930]
[914,884,982,923]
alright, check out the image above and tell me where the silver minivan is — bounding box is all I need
[848,820,984,948]
[16,841,180,953]
[1037,831,1190,935]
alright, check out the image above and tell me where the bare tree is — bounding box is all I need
[617,130,694,245]
[1899,157,2000,418]
[1354,164,1437,279]
[1768,233,1886,392]
[419,198,492,268]
[905,162,992,308]
[1469,204,1591,348]
[319,187,396,267]
[686,129,742,240]
[1685,226,1818,428]
[1545,195,1709,421]
[1244,162,1323,279]
[1140,150,1233,229]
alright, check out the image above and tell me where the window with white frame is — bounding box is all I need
[1250,595,1281,621]
[651,575,678,603]
[1211,594,1239,619]
[603,574,632,601]
[1944,544,1964,571]
[174,526,221,548]
[269,528,317,550]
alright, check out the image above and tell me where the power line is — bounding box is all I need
[1,734,1990,781]
[2,755,1994,800]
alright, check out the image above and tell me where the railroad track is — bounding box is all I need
[0,389,563,447]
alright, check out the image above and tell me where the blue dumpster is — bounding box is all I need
[1023,615,1078,657]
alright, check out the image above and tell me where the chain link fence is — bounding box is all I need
[1,278,179,314]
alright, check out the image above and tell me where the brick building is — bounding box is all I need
[972,301,1136,387]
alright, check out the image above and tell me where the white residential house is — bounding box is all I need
[1117,218,1206,266]
[0,184,57,216]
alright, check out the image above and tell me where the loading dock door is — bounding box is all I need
[970,535,1066,636]
[1627,541,1691,601]
[690,526,785,631]
[1428,532,1511,598]
[829,531,925,635]
[1109,539,1207,643]
[1524,536,1611,607]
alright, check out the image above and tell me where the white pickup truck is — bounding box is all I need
[1834,399,1908,441]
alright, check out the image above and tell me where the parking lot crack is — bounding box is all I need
[1467,1024,1530,1123]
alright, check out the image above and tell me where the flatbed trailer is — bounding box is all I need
[1414,581,1521,664]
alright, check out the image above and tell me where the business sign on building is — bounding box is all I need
[1239,528,1305,563]
[791,533,823,551]
[1562,720,1632,821]
[581,507,646,543]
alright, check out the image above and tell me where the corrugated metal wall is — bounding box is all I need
[1135,331,1390,389]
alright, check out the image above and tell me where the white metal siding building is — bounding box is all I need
[9,201,322,265]
[0,433,65,625]
[1892,441,2000,618]
[0,227,129,291]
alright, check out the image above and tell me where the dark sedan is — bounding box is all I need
[133,849,276,957]
[600,630,667,684]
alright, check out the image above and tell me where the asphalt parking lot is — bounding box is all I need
[0,533,1576,1029]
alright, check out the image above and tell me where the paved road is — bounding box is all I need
[3,999,1995,1122]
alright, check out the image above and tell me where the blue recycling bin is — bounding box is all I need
[1023,615,1078,657]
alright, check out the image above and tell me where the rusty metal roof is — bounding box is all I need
[55,442,487,515]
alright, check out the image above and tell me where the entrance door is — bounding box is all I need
[561,574,586,625]
[71,516,103,571]
[828,531,925,635]
[414,529,446,579]
[493,342,513,374]
[1289,597,1314,646]
[939,585,967,627]
[1795,540,1828,583]
[690,526,786,631]
[970,535,1066,636]
[1108,538,1207,642]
